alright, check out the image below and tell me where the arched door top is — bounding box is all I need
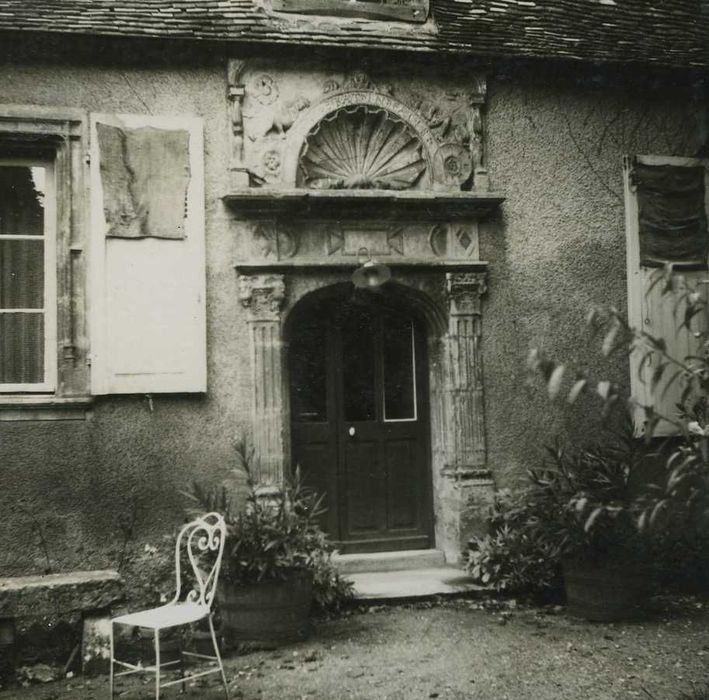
[281,91,443,188]
[285,281,448,340]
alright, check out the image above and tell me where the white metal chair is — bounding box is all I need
[109,512,229,699]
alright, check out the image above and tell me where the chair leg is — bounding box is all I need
[208,614,229,700]
[179,629,186,694]
[154,628,160,700]
[109,622,114,699]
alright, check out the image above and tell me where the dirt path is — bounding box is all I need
[2,597,709,700]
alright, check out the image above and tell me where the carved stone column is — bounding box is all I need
[227,59,249,189]
[435,271,494,559]
[239,274,288,485]
[444,271,488,476]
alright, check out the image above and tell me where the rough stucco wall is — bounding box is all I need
[0,58,254,578]
[481,68,701,488]
[0,51,702,575]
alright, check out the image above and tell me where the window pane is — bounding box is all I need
[383,317,416,420]
[0,239,44,309]
[0,166,45,236]
[342,307,376,422]
[0,313,44,384]
[290,317,328,422]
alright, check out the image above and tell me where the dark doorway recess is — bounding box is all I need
[287,287,433,554]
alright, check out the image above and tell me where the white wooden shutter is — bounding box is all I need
[624,154,709,435]
[90,113,206,394]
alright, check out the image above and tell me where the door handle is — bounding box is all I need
[348,426,356,437]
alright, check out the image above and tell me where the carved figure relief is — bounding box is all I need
[246,95,310,140]
[298,105,425,189]
[234,62,488,191]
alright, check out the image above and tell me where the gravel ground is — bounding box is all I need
[2,596,709,700]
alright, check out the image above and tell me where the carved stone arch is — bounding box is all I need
[281,91,442,188]
[283,279,446,338]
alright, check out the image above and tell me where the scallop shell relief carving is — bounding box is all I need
[298,106,426,190]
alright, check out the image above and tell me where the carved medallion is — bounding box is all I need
[298,105,425,190]
[433,143,472,188]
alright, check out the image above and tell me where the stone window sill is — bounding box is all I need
[0,396,94,421]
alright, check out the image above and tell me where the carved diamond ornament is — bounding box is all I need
[298,106,426,190]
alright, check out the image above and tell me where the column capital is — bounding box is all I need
[239,273,286,320]
[445,271,487,316]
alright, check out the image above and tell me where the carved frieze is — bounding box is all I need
[239,218,486,266]
[234,61,489,192]
[326,223,404,257]
[251,222,298,259]
[429,224,479,259]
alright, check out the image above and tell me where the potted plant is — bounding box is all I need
[534,429,656,621]
[184,442,352,646]
[467,422,667,620]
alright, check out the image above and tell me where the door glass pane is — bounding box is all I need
[290,316,328,422]
[0,313,44,383]
[342,306,376,422]
[383,317,416,421]
[0,239,44,309]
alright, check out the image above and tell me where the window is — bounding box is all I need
[0,107,88,414]
[0,106,206,415]
[0,160,56,392]
[624,155,709,435]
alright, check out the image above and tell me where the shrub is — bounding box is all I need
[466,422,660,596]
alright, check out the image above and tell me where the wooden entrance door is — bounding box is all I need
[289,293,432,553]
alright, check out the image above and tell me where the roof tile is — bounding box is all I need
[0,0,704,67]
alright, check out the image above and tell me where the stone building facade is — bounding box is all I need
[0,2,706,571]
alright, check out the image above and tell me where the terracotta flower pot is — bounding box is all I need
[562,558,651,622]
[217,569,313,647]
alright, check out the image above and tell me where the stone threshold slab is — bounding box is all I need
[333,549,446,574]
[346,567,485,601]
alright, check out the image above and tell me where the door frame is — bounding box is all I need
[286,286,434,552]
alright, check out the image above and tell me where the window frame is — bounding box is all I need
[624,154,709,436]
[0,157,58,393]
[0,105,90,412]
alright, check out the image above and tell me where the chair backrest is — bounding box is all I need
[172,512,226,608]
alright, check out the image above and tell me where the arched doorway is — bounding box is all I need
[287,287,433,554]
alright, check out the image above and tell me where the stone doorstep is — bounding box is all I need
[346,566,485,601]
[332,548,447,574]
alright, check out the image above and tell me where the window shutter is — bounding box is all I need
[624,155,709,435]
[89,113,206,394]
